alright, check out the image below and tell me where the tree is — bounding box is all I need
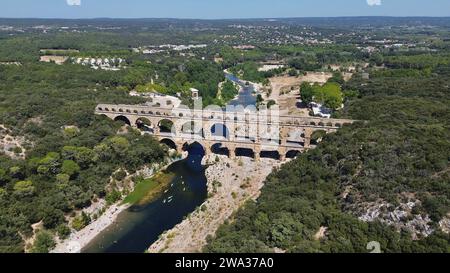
[94,143,111,161]
[370,53,384,66]
[61,146,78,161]
[300,83,315,105]
[288,69,298,77]
[107,136,130,157]
[0,168,8,186]
[113,169,127,181]
[71,212,91,231]
[13,180,35,197]
[74,147,97,169]
[56,224,71,240]
[328,72,344,85]
[41,208,65,229]
[0,188,6,198]
[56,173,70,184]
[301,82,343,110]
[61,160,80,178]
[106,190,122,205]
[174,72,188,84]
[30,230,55,253]
[9,166,23,179]
[37,152,61,176]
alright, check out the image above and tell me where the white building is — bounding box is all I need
[311,102,332,119]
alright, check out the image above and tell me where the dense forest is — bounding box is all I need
[0,57,170,252]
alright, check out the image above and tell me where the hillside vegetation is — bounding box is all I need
[205,64,450,253]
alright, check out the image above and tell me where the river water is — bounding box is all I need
[82,144,207,253]
[225,72,257,107]
[82,73,255,253]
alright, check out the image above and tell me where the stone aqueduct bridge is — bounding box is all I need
[95,104,354,161]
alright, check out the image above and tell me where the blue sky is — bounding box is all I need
[1,0,449,19]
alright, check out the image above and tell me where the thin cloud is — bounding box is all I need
[367,0,382,6]
[66,0,81,6]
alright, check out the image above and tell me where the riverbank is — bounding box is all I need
[52,153,185,253]
[52,203,130,253]
[224,69,263,92]
[148,155,283,253]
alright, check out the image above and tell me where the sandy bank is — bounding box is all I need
[52,203,130,253]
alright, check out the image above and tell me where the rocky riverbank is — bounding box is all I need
[51,203,130,253]
[148,155,283,253]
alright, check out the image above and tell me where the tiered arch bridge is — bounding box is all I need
[95,104,354,161]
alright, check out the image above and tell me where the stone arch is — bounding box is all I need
[235,147,255,159]
[182,141,206,157]
[181,121,204,138]
[260,150,280,160]
[98,113,108,118]
[311,130,327,145]
[211,143,230,156]
[259,125,279,144]
[158,119,175,134]
[286,129,305,147]
[114,115,131,126]
[160,138,177,150]
[136,117,153,133]
[286,150,301,159]
[234,122,254,142]
[210,123,230,139]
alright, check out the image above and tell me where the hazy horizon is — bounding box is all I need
[1,0,450,19]
[1,15,450,20]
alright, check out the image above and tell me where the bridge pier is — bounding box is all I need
[175,140,184,155]
[204,145,212,156]
[304,128,312,148]
[278,147,287,161]
[254,147,261,162]
[229,149,236,159]
[304,137,311,148]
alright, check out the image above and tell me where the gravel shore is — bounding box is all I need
[52,203,130,253]
[148,155,282,253]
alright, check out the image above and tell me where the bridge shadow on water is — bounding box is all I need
[183,142,207,173]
